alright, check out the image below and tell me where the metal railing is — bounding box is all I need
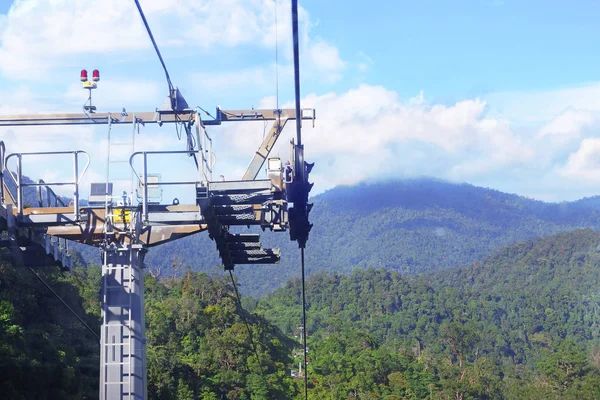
[129,150,200,222]
[37,179,67,207]
[4,151,90,219]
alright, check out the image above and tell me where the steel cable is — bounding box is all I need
[228,270,269,394]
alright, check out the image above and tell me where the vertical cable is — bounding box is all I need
[275,0,280,114]
[291,0,302,146]
[300,248,308,399]
[291,1,309,397]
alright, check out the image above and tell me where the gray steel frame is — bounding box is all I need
[0,110,195,126]
[213,108,315,180]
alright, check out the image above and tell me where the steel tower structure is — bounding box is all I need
[0,96,315,398]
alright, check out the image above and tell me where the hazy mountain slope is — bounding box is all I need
[140,179,600,296]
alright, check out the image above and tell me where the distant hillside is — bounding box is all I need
[3,174,71,208]
[7,226,600,398]
[256,229,600,398]
[139,179,600,297]
[258,228,600,345]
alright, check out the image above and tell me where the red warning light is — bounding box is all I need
[92,69,100,82]
[80,69,88,82]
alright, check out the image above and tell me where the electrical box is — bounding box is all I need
[137,174,162,204]
[267,157,283,191]
[88,183,113,207]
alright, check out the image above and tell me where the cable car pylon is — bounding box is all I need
[0,1,317,398]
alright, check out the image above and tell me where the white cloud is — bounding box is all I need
[300,85,528,158]
[559,138,600,182]
[0,0,152,79]
[3,0,600,203]
[6,77,600,202]
[408,90,425,106]
[0,0,344,82]
[190,65,277,94]
[539,108,596,138]
[216,84,534,192]
[307,38,345,83]
[486,82,600,123]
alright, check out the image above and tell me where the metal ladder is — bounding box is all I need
[106,113,138,206]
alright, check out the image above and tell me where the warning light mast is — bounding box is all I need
[81,68,99,113]
[81,68,99,89]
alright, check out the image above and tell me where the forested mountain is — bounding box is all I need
[141,179,600,297]
[0,257,99,399]
[0,250,299,399]
[18,174,600,297]
[4,230,600,398]
[256,229,600,398]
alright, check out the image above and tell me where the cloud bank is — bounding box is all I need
[1,1,600,202]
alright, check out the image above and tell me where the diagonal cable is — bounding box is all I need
[27,266,99,340]
[133,0,199,166]
[133,0,175,109]
[228,270,269,390]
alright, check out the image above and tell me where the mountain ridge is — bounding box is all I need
[65,177,600,297]
[144,178,600,296]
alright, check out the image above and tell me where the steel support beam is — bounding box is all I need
[0,111,196,126]
[208,179,272,192]
[212,108,314,180]
[0,108,315,127]
[213,108,314,123]
[242,118,288,181]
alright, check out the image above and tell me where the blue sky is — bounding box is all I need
[1,0,600,202]
[301,1,600,96]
